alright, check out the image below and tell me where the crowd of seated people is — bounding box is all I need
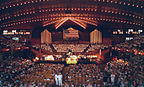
[87,44,110,52]
[31,43,111,54]
[105,59,144,87]
[41,44,53,52]
[53,44,89,52]
[113,51,144,86]
[63,64,104,87]
[115,34,144,50]
[0,34,144,87]
[0,56,64,87]
[0,57,34,87]
[87,44,101,52]
[53,40,89,44]
[0,39,22,49]
[112,34,144,86]
[15,63,64,87]
[0,36,29,51]
[32,44,53,52]
[0,55,143,87]
[32,44,41,50]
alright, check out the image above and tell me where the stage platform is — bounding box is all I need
[35,60,101,65]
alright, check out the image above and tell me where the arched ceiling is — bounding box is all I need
[0,0,143,30]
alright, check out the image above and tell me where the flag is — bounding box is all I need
[63,27,79,39]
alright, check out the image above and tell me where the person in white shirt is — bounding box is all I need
[58,73,63,86]
[120,81,125,87]
[0,80,2,86]
[55,74,58,85]
[111,73,115,85]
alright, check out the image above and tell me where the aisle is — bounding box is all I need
[62,65,70,81]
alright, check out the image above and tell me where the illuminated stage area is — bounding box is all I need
[0,0,144,87]
[33,50,105,65]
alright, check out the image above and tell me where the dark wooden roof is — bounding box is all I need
[0,0,143,30]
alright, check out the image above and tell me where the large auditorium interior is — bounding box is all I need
[0,0,144,87]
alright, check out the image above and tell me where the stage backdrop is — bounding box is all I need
[63,27,79,40]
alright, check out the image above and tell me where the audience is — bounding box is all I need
[0,34,143,87]
[63,64,104,87]
[115,34,144,51]
[41,44,53,52]
[87,44,110,52]
[105,59,144,87]
[0,57,34,87]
